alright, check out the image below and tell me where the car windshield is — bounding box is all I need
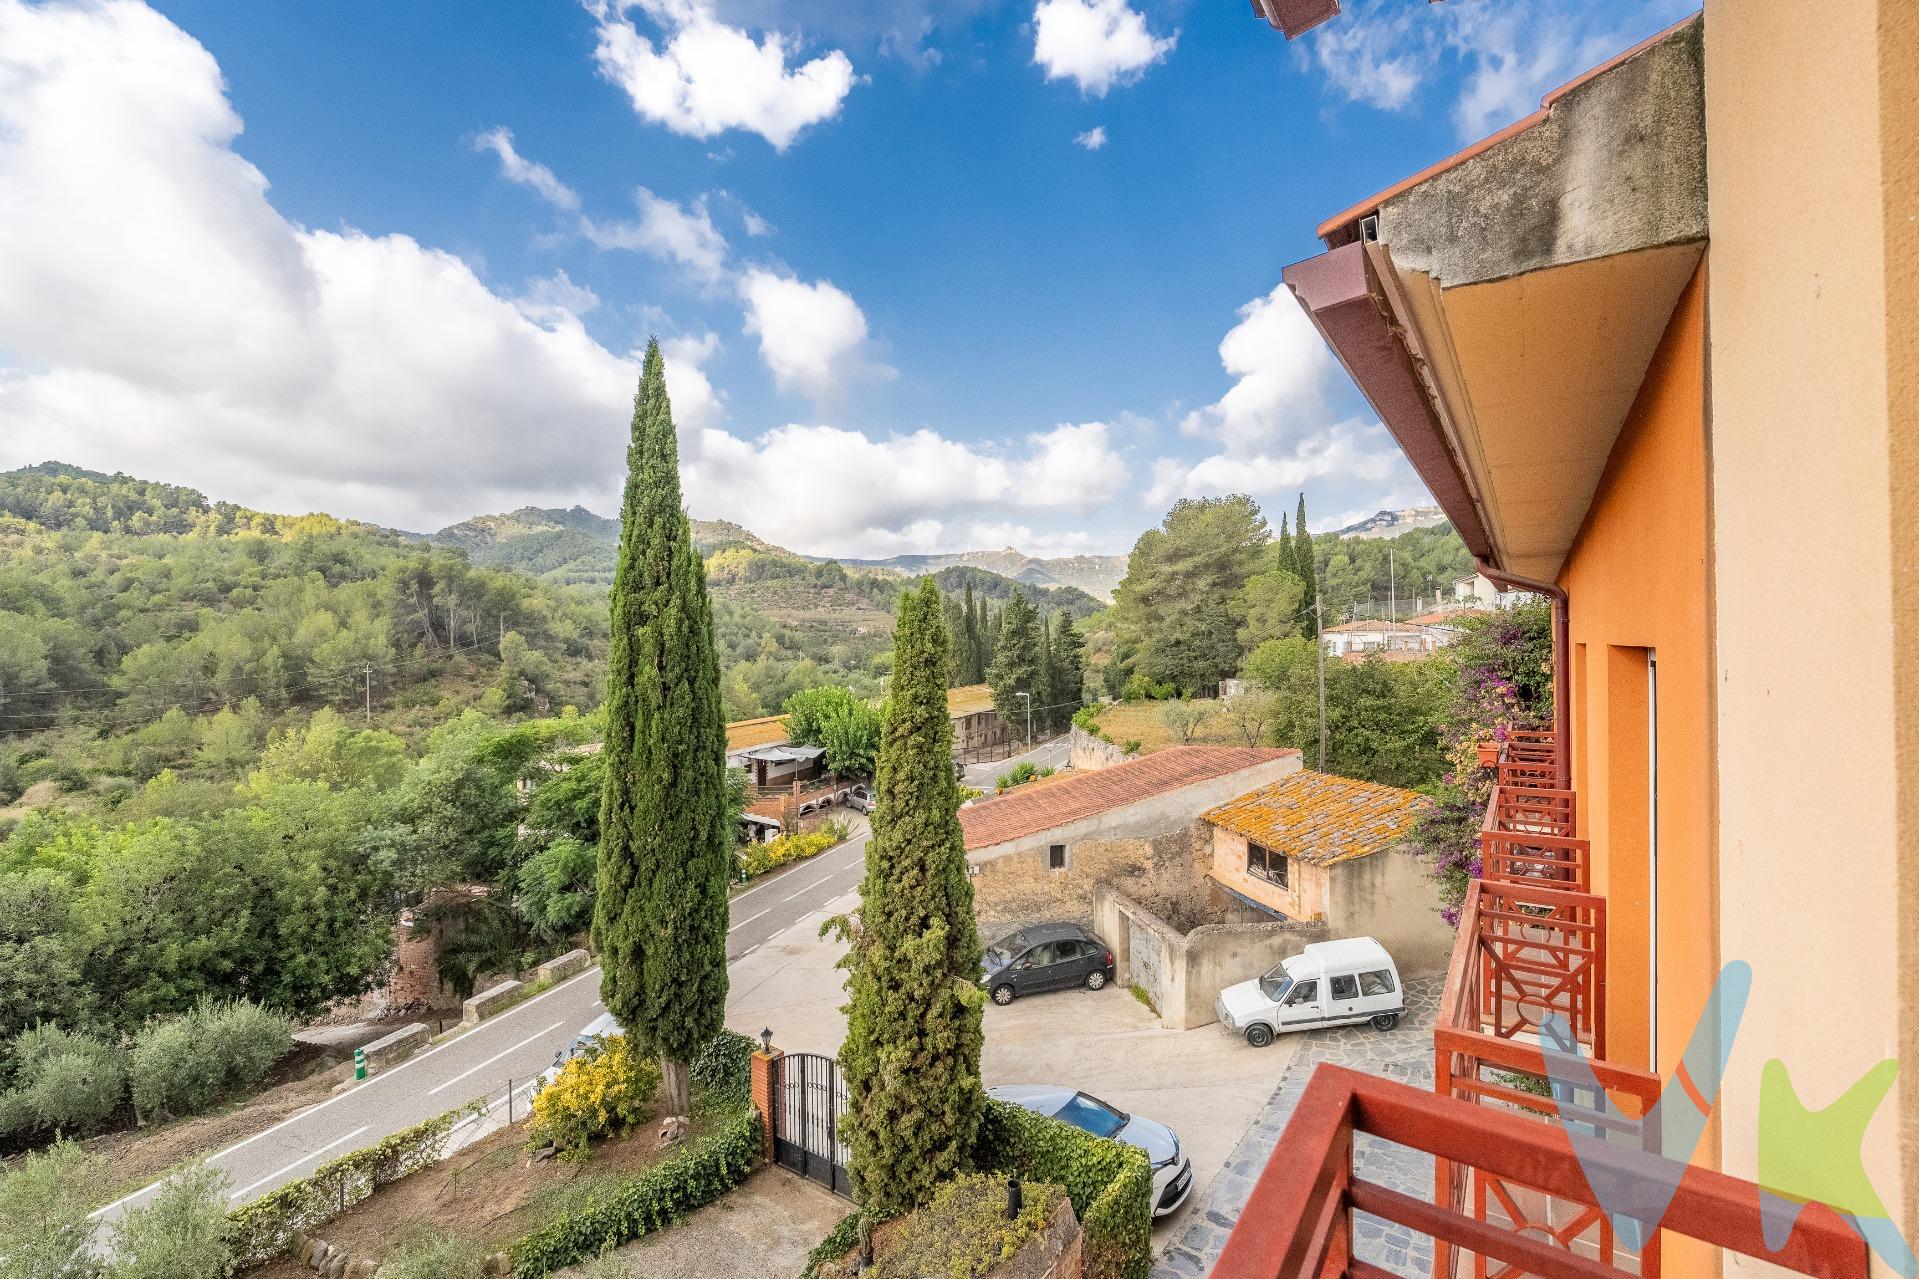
[984,940,1021,967]
[1052,1092,1127,1139]
[1258,965,1294,1002]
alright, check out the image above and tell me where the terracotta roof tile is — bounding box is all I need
[960,746,1297,850]
[1202,771,1430,866]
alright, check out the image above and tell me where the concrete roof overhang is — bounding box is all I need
[1281,16,1707,584]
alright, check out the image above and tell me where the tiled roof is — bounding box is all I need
[726,715,790,752]
[1339,648,1430,664]
[1324,619,1432,635]
[960,746,1297,850]
[947,684,996,717]
[1202,771,1430,866]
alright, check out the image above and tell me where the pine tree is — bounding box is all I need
[837,580,984,1214]
[986,589,1041,743]
[1295,493,1321,638]
[961,581,983,685]
[1050,612,1085,728]
[594,340,731,1117]
[1033,613,1056,732]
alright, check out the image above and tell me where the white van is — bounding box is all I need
[1214,937,1405,1047]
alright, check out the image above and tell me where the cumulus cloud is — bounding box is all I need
[1032,0,1176,97]
[470,127,579,210]
[1301,0,1697,140]
[0,0,1125,553]
[737,268,892,401]
[1147,283,1422,512]
[588,0,856,150]
[1073,124,1108,150]
[581,187,730,282]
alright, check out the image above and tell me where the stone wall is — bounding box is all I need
[1067,724,1133,771]
[1096,889,1328,1031]
[1321,848,1455,978]
[972,826,1201,940]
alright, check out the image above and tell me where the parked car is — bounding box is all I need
[980,922,1114,1005]
[538,1011,623,1086]
[845,784,877,814]
[1215,936,1405,1047]
[987,1085,1194,1217]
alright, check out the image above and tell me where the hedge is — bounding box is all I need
[972,1097,1153,1279]
[690,1029,756,1108]
[228,1101,483,1268]
[507,1103,762,1277]
[739,826,841,879]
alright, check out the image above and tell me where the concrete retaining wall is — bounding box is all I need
[536,948,590,984]
[461,979,523,1027]
[1097,889,1328,1030]
[361,1022,429,1071]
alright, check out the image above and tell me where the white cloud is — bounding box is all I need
[471,126,579,210]
[1032,0,1175,97]
[737,268,891,401]
[1073,124,1108,150]
[0,0,1123,555]
[741,208,773,237]
[588,0,855,150]
[1301,0,1697,140]
[1148,283,1422,510]
[582,186,730,282]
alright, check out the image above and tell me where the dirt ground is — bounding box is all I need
[243,1115,706,1276]
[71,1043,349,1208]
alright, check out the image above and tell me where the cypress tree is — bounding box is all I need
[594,340,731,1117]
[986,589,1041,740]
[1050,612,1085,726]
[1034,612,1056,732]
[837,579,985,1214]
[1295,493,1321,637]
[961,581,983,684]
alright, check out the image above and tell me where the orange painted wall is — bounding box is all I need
[1558,264,1716,1090]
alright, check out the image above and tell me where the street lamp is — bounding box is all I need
[1015,691,1032,751]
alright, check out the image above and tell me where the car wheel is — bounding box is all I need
[1085,970,1108,991]
[991,984,1016,1006]
[1370,1012,1400,1031]
[1245,1024,1274,1048]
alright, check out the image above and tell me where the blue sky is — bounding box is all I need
[0,0,1695,556]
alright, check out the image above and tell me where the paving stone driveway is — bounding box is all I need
[1152,976,1444,1279]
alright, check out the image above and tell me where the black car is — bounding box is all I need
[981,923,1115,1005]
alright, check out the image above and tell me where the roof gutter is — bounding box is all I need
[1474,559,1572,789]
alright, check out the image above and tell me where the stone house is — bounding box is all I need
[959,745,1302,933]
[1202,771,1453,975]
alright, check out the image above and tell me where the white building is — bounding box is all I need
[1450,571,1538,611]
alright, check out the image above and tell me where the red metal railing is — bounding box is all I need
[1210,1066,1869,1279]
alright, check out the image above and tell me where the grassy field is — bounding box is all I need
[1086,699,1256,753]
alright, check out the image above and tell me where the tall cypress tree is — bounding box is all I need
[837,580,984,1214]
[961,581,983,684]
[1033,612,1056,732]
[594,340,731,1116]
[986,588,1041,742]
[1050,612,1085,727]
[1294,493,1321,637]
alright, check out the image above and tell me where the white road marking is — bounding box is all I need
[227,1126,369,1201]
[427,1020,564,1096]
[783,873,836,902]
[728,906,772,934]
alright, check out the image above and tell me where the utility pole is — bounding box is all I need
[363,664,372,725]
[1314,589,1327,771]
[1389,547,1397,623]
[1016,691,1032,751]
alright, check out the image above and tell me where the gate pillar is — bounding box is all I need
[751,1044,784,1165]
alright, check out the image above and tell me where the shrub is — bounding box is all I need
[8,1023,124,1136]
[373,1228,493,1279]
[995,761,1038,792]
[737,828,838,879]
[203,999,294,1091]
[1071,705,1105,738]
[1121,740,1142,756]
[228,1102,482,1268]
[0,1139,97,1279]
[800,1212,863,1279]
[107,1162,236,1279]
[973,1097,1152,1279]
[866,1174,1064,1279]
[689,1029,755,1108]
[527,1035,661,1160]
[129,1014,222,1120]
[507,1104,761,1277]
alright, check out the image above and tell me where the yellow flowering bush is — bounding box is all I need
[528,1035,661,1160]
[738,824,842,879]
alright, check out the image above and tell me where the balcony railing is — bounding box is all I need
[1209,1065,1868,1279]
[1209,729,1870,1279]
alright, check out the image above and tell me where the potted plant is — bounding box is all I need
[1475,740,1501,768]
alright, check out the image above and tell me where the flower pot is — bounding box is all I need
[1475,742,1501,768]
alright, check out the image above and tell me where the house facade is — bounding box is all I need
[1202,771,1453,977]
[959,745,1301,932]
[1320,618,1444,658]
[1219,4,1915,1276]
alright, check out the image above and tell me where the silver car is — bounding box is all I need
[987,1085,1194,1217]
[538,1011,622,1087]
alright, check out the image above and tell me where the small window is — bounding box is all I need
[1047,843,1067,870]
[1330,974,1359,1001]
[1247,842,1289,888]
[1359,969,1397,997]
[1026,942,1063,966]
[1284,979,1319,1007]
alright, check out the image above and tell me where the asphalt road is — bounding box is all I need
[95,739,1072,1223]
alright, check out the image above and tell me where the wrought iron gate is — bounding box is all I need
[773,1052,851,1197]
